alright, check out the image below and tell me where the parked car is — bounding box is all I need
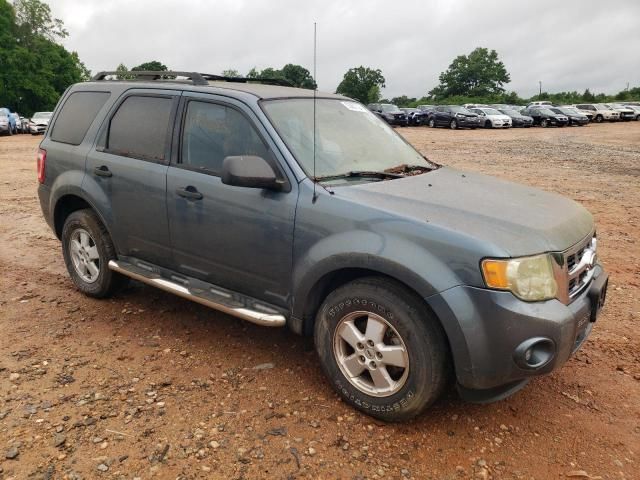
[527,101,553,107]
[498,108,534,127]
[10,113,24,133]
[0,107,17,135]
[427,105,480,129]
[522,106,569,127]
[399,107,426,126]
[470,107,513,128]
[20,116,29,132]
[416,104,434,113]
[574,104,619,123]
[38,71,608,421]
[367,103,408,126]
[622,104,640,120]
[549,107,589,126]
[29,111,53,134]
[602,103,635,121]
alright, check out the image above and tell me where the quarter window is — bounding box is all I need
[51,91,110,145]
[106,96,173,161]
[181,101,271,175]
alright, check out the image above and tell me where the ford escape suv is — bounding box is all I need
[37,71,608,421]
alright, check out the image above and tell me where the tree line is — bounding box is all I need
[0,0,89,116]
[1,0,637,116]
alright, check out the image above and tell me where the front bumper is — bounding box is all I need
[426,264,607,397]
[457,117,480,128]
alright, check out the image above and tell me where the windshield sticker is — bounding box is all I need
[341,101,368,112]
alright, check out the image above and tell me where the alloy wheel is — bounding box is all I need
[69,228,100,283]
[333,311,410,397]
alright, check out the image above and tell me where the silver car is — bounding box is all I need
[29,112,53,134]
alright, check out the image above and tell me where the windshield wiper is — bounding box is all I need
[314,170,404,182]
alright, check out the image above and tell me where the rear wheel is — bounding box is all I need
[61,209,128,298]
[314,277,449,422]
[428,118,436,128]
[541,119,548,128]
[595,114,603,123]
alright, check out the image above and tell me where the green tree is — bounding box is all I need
[390,95,416,106]
[0,0,89,115]
[13,0,67,44]
[429,47,510,99]
[132,60,167,71]
[280,64,316,89]
[336,66,386,104]
[221,69,240,77]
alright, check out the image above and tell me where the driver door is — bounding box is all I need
[166,94,297,307]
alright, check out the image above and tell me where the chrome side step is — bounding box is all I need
[108,260,286,327]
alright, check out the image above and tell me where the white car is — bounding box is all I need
[622,104,640,120]
[470,107,513,128]
[603,103,635,121]
[574,104,619,123]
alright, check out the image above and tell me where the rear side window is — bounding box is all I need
[106,96,173,162]
[50,91,110,145]
[180,101,271,176]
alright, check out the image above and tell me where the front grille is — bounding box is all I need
[562,234,597,301]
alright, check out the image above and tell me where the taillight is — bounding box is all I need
[37,148,46,184]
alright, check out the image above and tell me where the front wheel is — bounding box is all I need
[541,119,548,128]
[61,209,128,298]
[428,118,436,128]
[595,115,603,123]
[314,277,449,422]
[484,120,492,129]
[449,119,458,130]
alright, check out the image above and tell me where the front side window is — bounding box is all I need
[106,96,173,161]
[181,101,271,175]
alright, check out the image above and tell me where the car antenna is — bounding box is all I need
[312,21,319,204]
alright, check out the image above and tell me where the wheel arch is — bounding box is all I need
[53,193,112,242]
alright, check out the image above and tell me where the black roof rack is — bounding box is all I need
[91,71,293,87]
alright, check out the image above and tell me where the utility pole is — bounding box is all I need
[539,81,542,96]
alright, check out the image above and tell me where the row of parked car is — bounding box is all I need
[367,101,640,130]
[0,108,52,136]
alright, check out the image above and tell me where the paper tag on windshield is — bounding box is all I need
[341,101,368,112]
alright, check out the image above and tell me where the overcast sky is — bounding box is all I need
[48,0,640,99]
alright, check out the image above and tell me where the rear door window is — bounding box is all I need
[180,101,272,176]
[105,95,173,162]
[50,91,110,145]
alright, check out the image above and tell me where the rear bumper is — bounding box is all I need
[426,264,607,396]
[37,184,55,233]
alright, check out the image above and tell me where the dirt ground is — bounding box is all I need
[0,123,638,480]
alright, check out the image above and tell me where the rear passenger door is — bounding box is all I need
[85,89,179,265]
[165,93,297,307]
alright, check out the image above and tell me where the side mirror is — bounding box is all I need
[221,155,282,190]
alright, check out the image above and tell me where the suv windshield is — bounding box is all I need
[380,104,401,113]
[262,99,435,179]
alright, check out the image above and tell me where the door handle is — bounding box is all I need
[94,165,112,177]
[176,186,203,200]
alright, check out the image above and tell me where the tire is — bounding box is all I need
[61,209,128,298]
[541,119,548,128]
[314,277,449,422]
[7,125,12,136]
[428,118,436,128]
[449,119,458,130]
[595,115,603,123]
[484,120,492,129]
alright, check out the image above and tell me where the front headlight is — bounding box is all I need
[481,254,557,301]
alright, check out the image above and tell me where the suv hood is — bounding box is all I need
[334,167,593,257]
